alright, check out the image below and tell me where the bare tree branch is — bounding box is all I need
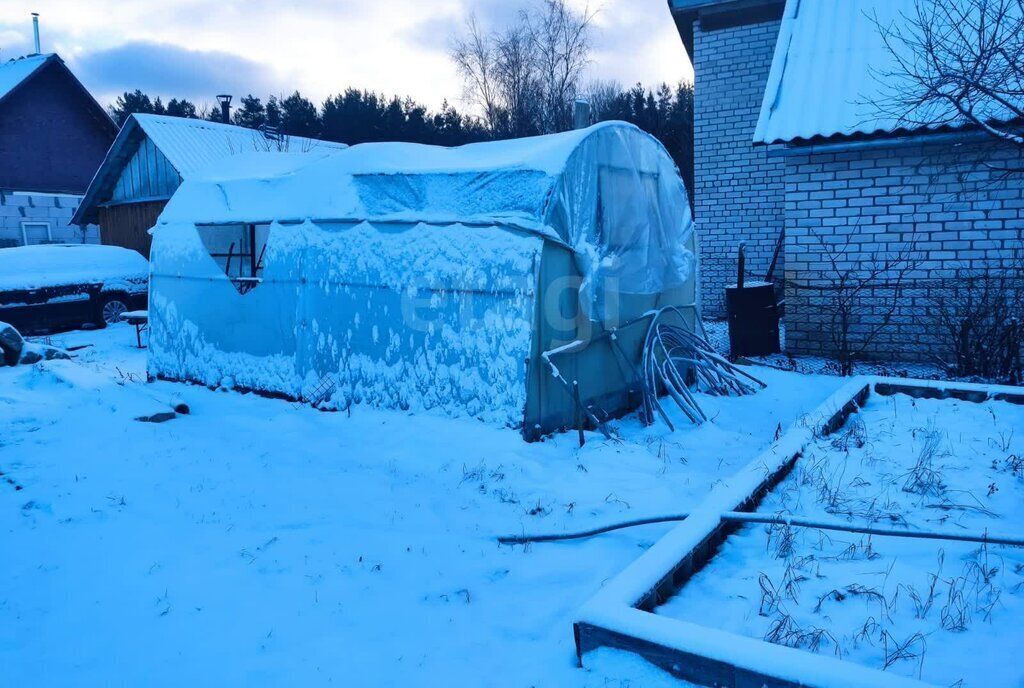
[450,0,594,136]
[872,0,1024,147]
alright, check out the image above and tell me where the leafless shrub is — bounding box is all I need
[788,229,921,376]
[928,255,1024,385]
[866,0,1024,383]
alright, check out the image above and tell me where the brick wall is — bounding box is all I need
[783,140,1024,364]
[0,191,98,247]
[692,17,786,316]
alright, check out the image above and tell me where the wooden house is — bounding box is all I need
[72,115,348,257]
[0,53,117,247]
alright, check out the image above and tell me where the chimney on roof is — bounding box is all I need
[574,99,591,130]
[31,13,41,55]
[216,94,232,124]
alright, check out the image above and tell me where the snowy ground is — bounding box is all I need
[657,393,1024,687]
[0,324,845,687]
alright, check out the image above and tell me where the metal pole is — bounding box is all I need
[31,13,40,54]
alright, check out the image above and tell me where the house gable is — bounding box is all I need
[0,56,117,194]
[73,114,348,225]
[109,135,182,204]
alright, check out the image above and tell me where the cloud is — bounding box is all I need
[1,0,690,112]
[0,28,29,58]
[70,41,282,105]
[405,15,462,52]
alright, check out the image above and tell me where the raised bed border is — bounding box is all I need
[575,376,1024,688]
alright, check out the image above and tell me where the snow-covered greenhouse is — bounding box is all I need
[148,121,698,439]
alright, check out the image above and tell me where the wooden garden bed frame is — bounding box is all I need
[574,376,1024,688]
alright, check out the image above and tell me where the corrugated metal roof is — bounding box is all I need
[72,115,348,225]
[753,0,1019,144]
[0,53,53,104]
[132,114,347,177]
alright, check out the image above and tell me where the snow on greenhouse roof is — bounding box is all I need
[159,121,664,234]
[754,0,1021,144]
[157,120,696,322]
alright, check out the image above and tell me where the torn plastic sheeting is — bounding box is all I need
[156,121,696,321]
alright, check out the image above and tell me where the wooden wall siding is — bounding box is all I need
[110,136,181,203]
[98,200,167,258]
[0,61,116,194]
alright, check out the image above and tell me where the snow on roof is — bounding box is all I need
[72,115,349,225]
[0,244,148,291]
[132,114,348,178]
[158,121,696,320]
[160,121,661,233]
[754,0,1020,144]
[0,53,53,104]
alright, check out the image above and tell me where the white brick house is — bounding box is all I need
[670,0,1024,366]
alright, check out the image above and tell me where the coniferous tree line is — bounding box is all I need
[106,2,694,198]
[107,81,694,199]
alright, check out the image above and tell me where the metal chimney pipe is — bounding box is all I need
[216,94,232,124]
[31,13,41,54]
[573,99,591,130]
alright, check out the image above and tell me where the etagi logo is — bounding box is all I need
[399,273,624,352]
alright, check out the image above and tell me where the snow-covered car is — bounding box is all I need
[0,244,148,334]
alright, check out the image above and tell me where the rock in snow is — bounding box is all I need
[0,321,25,366]
[0,321,71,366]
[18,343,71,365]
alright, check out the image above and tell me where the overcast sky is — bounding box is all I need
[0,0,693,113]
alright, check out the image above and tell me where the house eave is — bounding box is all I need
[668,0,786,60]
[762,124,1020,157]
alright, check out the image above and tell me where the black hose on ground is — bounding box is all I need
[497,512,1024,548]
[497,514,690,544]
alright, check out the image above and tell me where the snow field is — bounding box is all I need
[0,325,842,686]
